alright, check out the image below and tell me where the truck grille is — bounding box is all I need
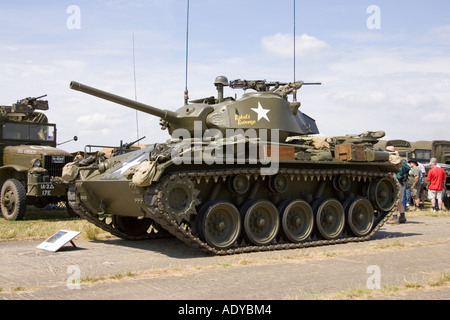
[44,155,74,178]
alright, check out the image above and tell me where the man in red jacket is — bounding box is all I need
[427,158,447,212]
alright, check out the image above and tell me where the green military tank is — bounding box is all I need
[63,77,399,254]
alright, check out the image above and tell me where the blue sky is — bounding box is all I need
[0,0,449,151]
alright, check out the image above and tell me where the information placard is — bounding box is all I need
[37,230,80,252]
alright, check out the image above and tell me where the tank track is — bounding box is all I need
[68,168,397,255]
[142,168,397,255]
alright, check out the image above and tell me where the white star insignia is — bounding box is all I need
[113,153,147,175]
[251,102,270,122]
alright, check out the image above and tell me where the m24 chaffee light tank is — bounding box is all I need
[63,77,399,255]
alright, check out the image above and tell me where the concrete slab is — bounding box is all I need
[1,216,449,300]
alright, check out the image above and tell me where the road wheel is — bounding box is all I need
[344,198,374,237]
[278,199,314,243]
[241,200,279,246]
[312,198,345,240]
[1,179,27,221]
[198,201,241,250]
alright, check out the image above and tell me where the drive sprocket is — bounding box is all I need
[157,174,200,224]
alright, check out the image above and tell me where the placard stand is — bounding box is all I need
[37,230,81,252]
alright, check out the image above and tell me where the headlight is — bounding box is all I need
[98,159,110,173]
[31,158,42,168]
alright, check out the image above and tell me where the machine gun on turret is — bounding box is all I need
[229,79,321,94]
[119,136,147,155]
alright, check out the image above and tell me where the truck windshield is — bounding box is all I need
[2,123,56,142]
[414,149,432,163]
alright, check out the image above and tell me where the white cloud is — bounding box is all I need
[261,33,328,58]
[425,24,450,44]
[76,113,122,127]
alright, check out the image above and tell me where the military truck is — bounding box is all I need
[420,140,450,165]
[375,139,450,164]
[0,96,74,220]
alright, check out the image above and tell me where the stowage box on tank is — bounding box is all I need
[64,77,399,255]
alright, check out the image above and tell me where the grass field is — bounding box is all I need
[0,206,109,241]
[0,204,448,242]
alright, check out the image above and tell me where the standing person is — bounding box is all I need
[386,146,409,224]
[427,158,447,212]
[418,161,426,209]
[407,160,422,211]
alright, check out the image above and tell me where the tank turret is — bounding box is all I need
[70,77,320,141]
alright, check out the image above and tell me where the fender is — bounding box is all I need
[0,165,28,188]
[0,165,28,174]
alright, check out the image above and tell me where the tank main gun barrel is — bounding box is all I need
[70,81,178,121]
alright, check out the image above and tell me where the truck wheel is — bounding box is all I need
[1,179,27,221]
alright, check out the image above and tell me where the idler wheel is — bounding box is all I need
[278,199,314,243]
[112,215,153,236]
[368,177,397,212]
[240,200,279,246]
[312,198,345,240]
[344,198,374,237]
[197,201,241,250]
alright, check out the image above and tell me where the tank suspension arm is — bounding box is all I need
[70,81,178,121]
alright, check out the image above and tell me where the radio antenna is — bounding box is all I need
[293,0,298,102]
[184,0,190,105]
[132,33,140,141]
